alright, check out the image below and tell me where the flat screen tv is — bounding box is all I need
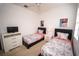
[7,26,18,33]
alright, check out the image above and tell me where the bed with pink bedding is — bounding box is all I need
[23,27,46,49]
[23,32,45,49]
[40,28,73,56]
[41,37,73,56]
[23,33,44,44]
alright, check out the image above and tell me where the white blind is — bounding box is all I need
[74,8,79,40]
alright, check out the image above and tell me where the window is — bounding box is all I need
[74,8,79,40]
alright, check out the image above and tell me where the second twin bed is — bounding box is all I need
[40,28,73,56]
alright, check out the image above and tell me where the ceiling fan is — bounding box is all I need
[24,3,41,8]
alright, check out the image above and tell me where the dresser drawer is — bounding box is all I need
[4,36,17,43]
[11,43,20,49]
[10,35,21,40]
[10,41,22,48]
[7,35,22,43]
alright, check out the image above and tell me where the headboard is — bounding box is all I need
[54,28,73,40]
[38,27,46,34]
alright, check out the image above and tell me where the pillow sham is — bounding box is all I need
[37,30,43,34]
[57,32,69,39]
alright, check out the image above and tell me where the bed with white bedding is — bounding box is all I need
[40,28,73,56]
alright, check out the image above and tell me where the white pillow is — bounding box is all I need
[38,30,43,34]
[57,32,61,38]
[57,32,69,39]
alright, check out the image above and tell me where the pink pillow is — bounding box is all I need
[57,32,69,39]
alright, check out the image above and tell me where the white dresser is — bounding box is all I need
[1,32,22,52]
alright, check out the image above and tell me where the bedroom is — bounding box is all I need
[0,3,79,56]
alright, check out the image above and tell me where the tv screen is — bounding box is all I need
[7,26,18,33]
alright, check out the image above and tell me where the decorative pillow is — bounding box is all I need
[57,32,69,39]
[57,32,61,38]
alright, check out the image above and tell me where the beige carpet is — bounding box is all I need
[0,40,46,56]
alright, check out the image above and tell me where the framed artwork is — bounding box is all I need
[40,20,44,26]
[60,18,68,27]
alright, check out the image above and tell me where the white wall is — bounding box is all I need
[40,4,77,35]
[0,4,40,36]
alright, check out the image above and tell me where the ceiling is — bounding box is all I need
[14,3,41,13]
[14,3,77,13]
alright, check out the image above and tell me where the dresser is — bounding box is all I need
[1,32,22,52]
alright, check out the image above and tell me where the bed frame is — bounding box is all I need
[23,27,46,49]
[23,37,44,49]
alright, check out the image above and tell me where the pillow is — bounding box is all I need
[57,32,69,39]
[37,30,43,34]
[57,32,61,38]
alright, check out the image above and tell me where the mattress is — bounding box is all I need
[23,33,44,44]
[41,37,73,56]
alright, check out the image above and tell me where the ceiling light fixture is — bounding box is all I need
[24,3,41,8]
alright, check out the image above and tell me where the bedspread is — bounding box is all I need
[23,33,44,44]
[41,38,73,56]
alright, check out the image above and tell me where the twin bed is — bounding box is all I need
[23,28,45,49]
[40,28,73,56]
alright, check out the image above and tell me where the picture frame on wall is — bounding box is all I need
[60,18,68,27]
[40,20,44,27]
